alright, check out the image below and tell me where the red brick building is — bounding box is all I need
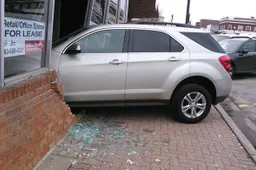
[219,17,256,32]
[128,0,159,21]
[200,19,220,28]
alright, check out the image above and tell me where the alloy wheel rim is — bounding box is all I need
[181,92,207,118]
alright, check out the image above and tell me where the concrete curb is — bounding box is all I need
[215,104,256,163]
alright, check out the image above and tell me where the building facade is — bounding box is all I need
[53,0,129,42]
[1,1,78,170]
[128,0,158,21]
[1,0,131,169]
[200,19,220,28]
[0,0,159,169]
[195,22,200,28]
[219,16,256,32]
[53,0,159,41]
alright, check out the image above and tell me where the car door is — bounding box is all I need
[58,29,128,102]
[125,29,189,101]
[235,40,256,72]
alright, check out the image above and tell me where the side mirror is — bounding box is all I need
[66,44,82,55]
[238,49,249,55]
[242,49,249,54]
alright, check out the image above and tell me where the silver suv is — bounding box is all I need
[51,22,232,123]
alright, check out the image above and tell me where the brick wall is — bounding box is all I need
[220,23,256,31]
[200,19,220,28]
[128,0,159,21]
[0,70,78,170]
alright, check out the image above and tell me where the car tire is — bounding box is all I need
[171,84,212,124]
[229,64,235,78]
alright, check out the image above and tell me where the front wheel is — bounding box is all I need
[171,84,212,124]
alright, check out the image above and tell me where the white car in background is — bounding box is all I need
[213,34,256,42]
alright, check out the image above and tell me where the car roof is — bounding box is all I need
[216,33,256,38]
[214,35,228,37]
[53,23,214,54]
[224,38,250,41]
[93,23,210,33]
[214,34,232,36]
[53,23,210,48]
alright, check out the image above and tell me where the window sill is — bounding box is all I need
[4,67,50,87]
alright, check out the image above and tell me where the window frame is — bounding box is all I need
[63,28,130,54]
[237,25,243,31]
[181,32,225,53]
[128,29,185,53]
[228,24,232,30]
[107,1,118,24]
[0,0,4,86]
[246,26,252,32]
[169,36,185,52]
[1,0,55,87]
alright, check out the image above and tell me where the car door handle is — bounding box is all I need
[109,59,124,65]
[168,56,180,62]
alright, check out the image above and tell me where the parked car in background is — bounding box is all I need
[51,22,232,124]
[219,38,256,77]
[213,34,232,42]
[213,34,256,42]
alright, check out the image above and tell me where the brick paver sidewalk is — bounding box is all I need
[37,107,256,170]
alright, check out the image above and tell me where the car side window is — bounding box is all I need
[132,30,184,52]
[74,29,126,53]
[241,41,256,52]
[170,37,184,52]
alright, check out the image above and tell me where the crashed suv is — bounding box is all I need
[51,22,232,123]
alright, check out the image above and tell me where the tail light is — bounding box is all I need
[219,56,230,72]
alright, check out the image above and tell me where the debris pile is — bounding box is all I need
[59,116,148,167]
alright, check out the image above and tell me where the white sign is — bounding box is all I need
[4,17,45,58]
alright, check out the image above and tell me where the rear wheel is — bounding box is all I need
[171,84,212,124]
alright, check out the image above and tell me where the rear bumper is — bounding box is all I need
[214,95,228,105]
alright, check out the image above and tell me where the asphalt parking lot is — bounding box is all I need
[221,73,256,149]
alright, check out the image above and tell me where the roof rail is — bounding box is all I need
[127,21,197,28]
[230,36,250,39]
[230,36,255,39]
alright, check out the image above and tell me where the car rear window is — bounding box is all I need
[181,32,225,53]
[219,39,245,53]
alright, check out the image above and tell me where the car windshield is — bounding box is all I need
[52,26,97,48]
[213,35,230,42]
[219,39,244,53]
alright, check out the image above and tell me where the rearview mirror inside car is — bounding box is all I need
[66,44,82,55]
